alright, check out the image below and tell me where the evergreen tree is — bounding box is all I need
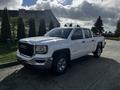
[38,19,46,36]
[103,31,108,37]
[11,17,17,40]
[105,31,108,34]
[17,17,26,40]
[28,18,36,37]
[115,19,120,37]
[1,8,11,42]
[92,16,104,35]
[108,31,112,34]
[49,20,54,30]
[91,27,98,34]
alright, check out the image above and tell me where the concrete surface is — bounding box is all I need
[0,40,120,90]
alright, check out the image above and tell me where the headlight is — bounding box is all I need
[35,45,48,54]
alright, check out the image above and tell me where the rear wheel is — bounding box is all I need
[52,54,69,75]
[93,45,102,58]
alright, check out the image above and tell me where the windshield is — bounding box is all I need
[45,28,72,39]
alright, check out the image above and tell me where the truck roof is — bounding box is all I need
[55,27,90,30]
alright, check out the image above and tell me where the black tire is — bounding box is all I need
[93,45,102,58]
[52,54,69,75]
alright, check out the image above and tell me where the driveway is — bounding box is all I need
[0,40,120,90]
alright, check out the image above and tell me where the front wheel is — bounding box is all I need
[52,54,69,75]
[93,46,102,58]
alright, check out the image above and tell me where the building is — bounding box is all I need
[0,9,60,35]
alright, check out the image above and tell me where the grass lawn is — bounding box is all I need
[0,42,17,64]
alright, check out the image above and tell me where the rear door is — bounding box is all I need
[83,29,95,53]
[70,28,87,60]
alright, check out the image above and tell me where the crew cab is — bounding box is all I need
[17,27,106,75]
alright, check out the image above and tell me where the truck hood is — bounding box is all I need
[20,36,65,45]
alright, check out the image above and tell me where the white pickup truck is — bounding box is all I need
[17,27,105,75]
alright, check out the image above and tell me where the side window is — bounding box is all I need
[84,29,92,38]
[71,29,83,40]
[93,33,97,37]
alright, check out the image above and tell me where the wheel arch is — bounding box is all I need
[97,42,103,48]
[52,48,71,60]
[97,42,103,52]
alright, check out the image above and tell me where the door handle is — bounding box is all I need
[82,41,85,43]
[92,40,94,42]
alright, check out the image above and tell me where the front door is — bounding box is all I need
[70,28,87,60]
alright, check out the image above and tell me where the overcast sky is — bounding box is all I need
[0,0,120,32]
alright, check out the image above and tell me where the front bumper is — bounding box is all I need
[17,54,53,69]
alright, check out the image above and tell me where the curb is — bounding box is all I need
[0,61,20,69]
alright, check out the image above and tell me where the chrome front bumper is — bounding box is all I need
[17,55,53,69]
